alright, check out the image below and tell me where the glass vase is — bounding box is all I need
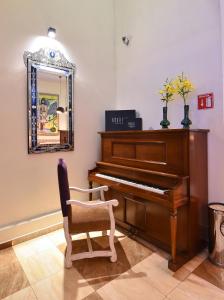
[160,106,170,129]
[181,104,192,129]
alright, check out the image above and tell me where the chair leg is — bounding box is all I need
[101,192,108,237]
[108,206,117,262]
[86,232,93,253]
[109,230,117,262]
[63,217,73,268]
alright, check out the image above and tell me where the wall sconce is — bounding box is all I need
[57,107,68,114]
[48,27,56,38]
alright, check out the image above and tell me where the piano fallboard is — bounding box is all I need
[95,161,188,189]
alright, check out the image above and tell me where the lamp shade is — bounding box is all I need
[57,106,65,114]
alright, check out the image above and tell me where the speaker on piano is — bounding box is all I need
[105,110,142,131]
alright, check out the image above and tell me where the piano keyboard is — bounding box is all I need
[95,173,166,195]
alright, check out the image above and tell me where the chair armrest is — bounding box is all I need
[66,199,118,208]
[69,185,108,194]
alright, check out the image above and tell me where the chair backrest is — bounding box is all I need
[57,158,70,217]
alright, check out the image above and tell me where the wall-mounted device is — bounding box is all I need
[122,36,131,46]
[198,93,214,110]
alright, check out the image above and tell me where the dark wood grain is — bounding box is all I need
[88,129,209,271]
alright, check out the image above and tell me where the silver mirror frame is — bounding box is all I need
[24,48,75,154]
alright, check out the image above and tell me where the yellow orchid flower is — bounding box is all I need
[159,78,176,105]
[174,73,195,104]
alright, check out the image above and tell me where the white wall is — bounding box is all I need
[0,0,115,239]
[221,0,224,119]
[115,0,224,203]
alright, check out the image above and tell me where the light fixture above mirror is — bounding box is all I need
[48,27,56,39]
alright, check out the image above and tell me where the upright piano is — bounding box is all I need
[88,129,209,270]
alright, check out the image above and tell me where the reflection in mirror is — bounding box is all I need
[37,69,67,145]
[24,48,75,153]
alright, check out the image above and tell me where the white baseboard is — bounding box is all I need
[0,210,63,244]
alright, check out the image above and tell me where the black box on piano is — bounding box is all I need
[105,110,136,131]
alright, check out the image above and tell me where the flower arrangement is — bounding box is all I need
[173,73,194,105]
[159,78,176,107]
[159,73,195,129]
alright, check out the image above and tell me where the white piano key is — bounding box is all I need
[95,173,165,195]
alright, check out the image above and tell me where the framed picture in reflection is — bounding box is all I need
[37,93,60,145]
[38,93,59,135]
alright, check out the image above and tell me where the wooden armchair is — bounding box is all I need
[57,158,118,268]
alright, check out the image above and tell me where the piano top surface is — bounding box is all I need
[98,129,209,135]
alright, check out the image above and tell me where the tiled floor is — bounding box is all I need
[0,229,224,300]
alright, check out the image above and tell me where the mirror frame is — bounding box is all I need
[24,48,75,154]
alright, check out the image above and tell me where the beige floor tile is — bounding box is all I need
[82,291,103,300]
[156,248,170,260]
[0,248,30,299]
[183,252,207,272]
[57,235,152,291]
[167,287,194,300]
[173,266,191,281]
[131,235,159,253]
[14,245,64,284]
[46,229,125,249]
[114,229,126,239]
[168,274,224,300]
[13,236,55,257]
[193,258,224,290]
[132,253,180,295]
[92,235,117,249]
[46,229,86,247]
[45,229,66,246]
[98,272,165,300]
[0,247,18,268]
[86,231,103,239]
[2,287,37,300]
[32,268,94,300]
[87,230,125,249]
[89,230,125,240]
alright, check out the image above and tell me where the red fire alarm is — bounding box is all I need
[198,93,214,109]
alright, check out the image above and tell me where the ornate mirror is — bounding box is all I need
[24,48,75,153]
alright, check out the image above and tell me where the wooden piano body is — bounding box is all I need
[88,129,209,271]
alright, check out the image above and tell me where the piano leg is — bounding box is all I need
[169,209,177,270]
[168,208,191,271]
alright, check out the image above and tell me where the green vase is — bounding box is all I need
[160,106,170,129]
[181,104,192,129]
